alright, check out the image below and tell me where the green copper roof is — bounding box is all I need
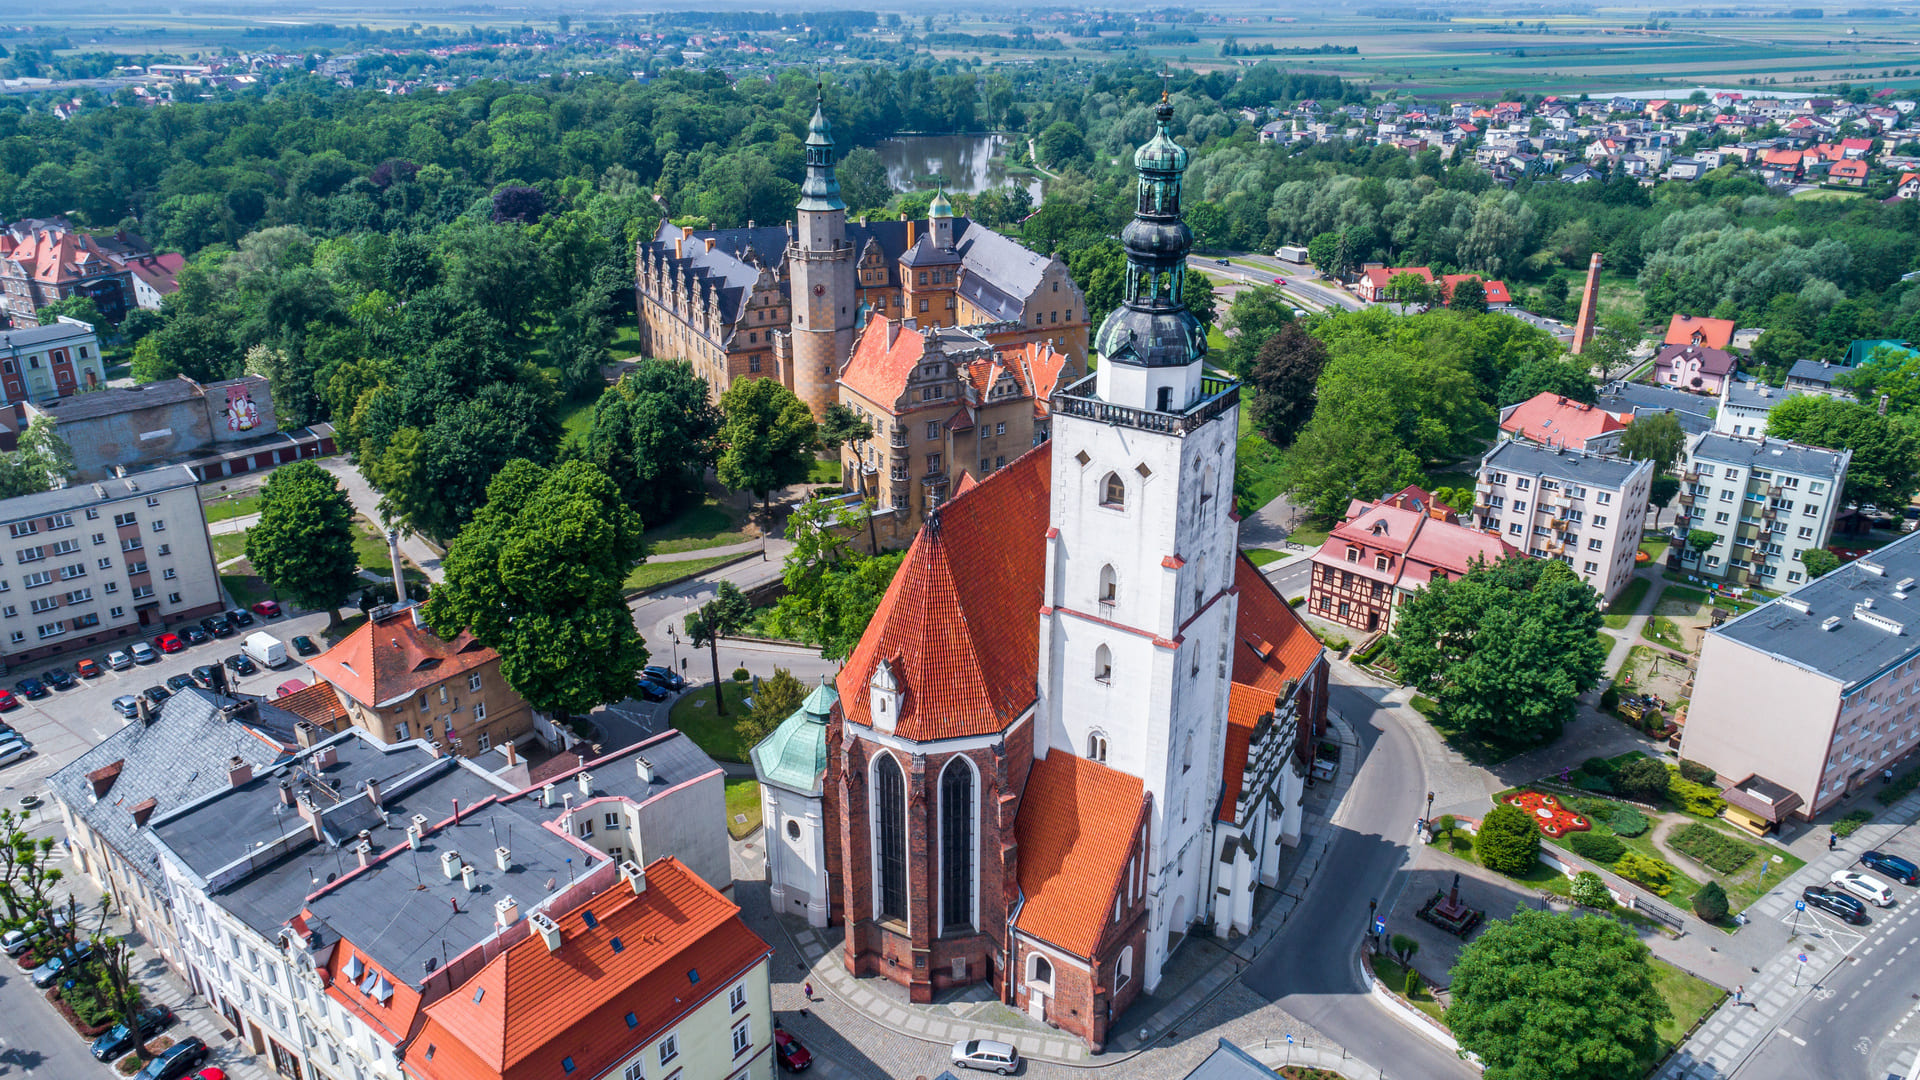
[751,679,838,795]
[798,97,846,213]
[929,187,953,218]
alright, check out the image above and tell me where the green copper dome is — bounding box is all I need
[929,187,953,219]
[1134,95,1189,173]
[798,92,846,213]
[751,679,838,796]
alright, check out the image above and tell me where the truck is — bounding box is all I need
[243,632,288,670]
[1275,245,1309,264]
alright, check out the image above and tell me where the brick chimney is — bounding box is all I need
[1571,252,1603,355]
[227,756,253,788]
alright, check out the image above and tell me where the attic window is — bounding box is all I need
[472,987,485,1004]
[1371,522,1386,536]
[611,937,625,953]
[626,1012,639,1029]
[688,968,700,984]
[582,910,598,929]
[425,1046,435,1061]
[344,955,364,982]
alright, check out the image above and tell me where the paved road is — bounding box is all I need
[1209,254,1364,313]
[1242,679,1479,1080]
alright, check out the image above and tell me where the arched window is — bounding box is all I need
[1116,946,1134,990]
[1181,731,1194,774]
[1101,473,1126,509]
[1094,644,1113,684]
[1098,564,1118,605]
[1030,953,1054,989]
[874,754,907,922]
[939,760,974,933]
[1088,731,1109,762]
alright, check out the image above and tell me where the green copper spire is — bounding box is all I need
[1094,89,1206,370]
[798,87,846,213]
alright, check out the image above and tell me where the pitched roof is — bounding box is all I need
[1498,392,1631,449]
[1664,314,1737,350]
[837,441,1052,741]
[309,606,500,710]
[1219,555,1324,822]
[1359,266,1433,290]
[1013,753,1144,958]
[410,859,771,1080]
[275,681,350,730]
[838,317,991,411]
[1403,515,1515,580]
[1654,343,1737,379]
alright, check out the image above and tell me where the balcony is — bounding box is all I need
[1676,492,1696,506]
[1681,469,1700,482]
[1544,539,1564,554]
[1474,480,1494,496]
[1549,517,1568,530]
[1050,371,1241,437]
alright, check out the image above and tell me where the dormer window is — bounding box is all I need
[869,660,899,734]
[1345,546,1360,563]
[1376,555,1391,571]
[1370,521,1387,536]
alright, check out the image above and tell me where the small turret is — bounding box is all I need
[928,186,955,248]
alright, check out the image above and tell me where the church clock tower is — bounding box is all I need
[787,92,857,418]
[1035,91,1242,994]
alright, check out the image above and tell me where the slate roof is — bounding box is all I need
[1787,359,1851,387]
[495,730,724,835]
[1013,752,1144,959]
[308,606,499,710]
[1711,528,1920,690]
[957,225,1054,321]
[1182,1039,1284,1080]
[1722,378,1801,413]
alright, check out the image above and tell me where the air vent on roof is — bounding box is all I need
[1856,605,1905,635]
[1859,559,1886,576]
[1779,596,1811,614]
[1822,616,1843,631]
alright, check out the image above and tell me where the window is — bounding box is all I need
[1588,539,1603,551]
[36,622,64,640]
[940,760,974,932]
[121,538,142,552]
[605,811,621,831]
[150,520,165,532]
[995,422,1006,436]
[419,695,429,712]
[624,1063,645,1080]
[1515,478,1531,490]
[6,522,35,539]
[394,721,410,740]
[926,421,940,441]
[562,1057,575,1074]
[1088,732,1108,762]
[1591,515,1608,528]
[468,673,482,692]
[1584,561,1599,573]
[109,606,122,619]
[21,571,50,589]
[1,606,13,619]
[91,534,104,546]
[473,701,487,721]
[730,984,747,1013]
[131,585,153,600]
[29,597,55,615]
[163,568,175,580]
[577,819,594,839]
[1715,512,1731,524]
[103,582,117,594]
[113,513,136,527]
[1098,564,1118,605]
[1101,473,1125,509]
[659,1033,679,1066]
[1116,946,1134,990]
[476,731,490,752]
[168,593,180,604]
[731,1019,751,1057]
[1094,644,1112,683]
[1031,953,1054,988]
[874,754,908,921]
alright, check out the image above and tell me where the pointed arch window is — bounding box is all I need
[1094,644,1113,684]
[1088,732,1109,763]
[1102,473,1126,509]
[874,754,907,922]
[1098,564,1119,605]
[939,761,974,933]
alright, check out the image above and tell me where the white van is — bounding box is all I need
[243,632,288,670]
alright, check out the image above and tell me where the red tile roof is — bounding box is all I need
[837,441,1052,741]
[1831,160,1869,179]
[967,340,1078,417]
[409,859,771,1080]
[839,316,927,408]
[1499,392,1631,449]
[1664,314,1737,350]
[275,681,350,730]
[1359,266,1433,292]
[308,607,499,711]
[1219,554,1325,822]
[1014,753,1144,958]
[1439,274,1511,306]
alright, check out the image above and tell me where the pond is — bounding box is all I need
[871,133,1043,202]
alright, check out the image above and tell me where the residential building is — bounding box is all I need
[28,373,290,480]
[307,604,537,759]
[1596,379,1716,436]
[1355,265,1433,302]
[1847,338,1917,368]
[1786,359,1855,397]
[1651,342,1737,395]
[1680,529,1920,823]
[0,317,106,401]
[1437,273,1511,309]
[1716,378,1802,436]
[1665,313,1737,350]
[1307,485,1516,633]
[122,252,185,309]
[1830,159,1870,186]
[836,316,1077,544]
[1674,432,1851,587]
[1897,172,1920,200]
[634,101,1085,418]
[1474,440,1652,601]
[0,222,140,326]
[0,465,224,666]
[1497,391,1630,451]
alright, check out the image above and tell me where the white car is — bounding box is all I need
[1832,869,1894,908]
[105,650,132,671]
[128,641,157,664]
[0,741,33,768]
[952,1039,1020,1075]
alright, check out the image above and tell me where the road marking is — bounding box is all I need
[1778,1029,1808,1046]
[1876,966,1886,977]
[1864,979,1875,987]
[1853,990,1863,999]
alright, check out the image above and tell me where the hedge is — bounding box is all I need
[1612,851,1675,896]
[1666,769,1728,818]
[1608,806,1649,838]
[1669,822,1754,875]
[1569,831,1625,862]
[1832,809,1873,838]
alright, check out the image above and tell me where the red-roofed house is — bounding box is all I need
[1829,159,1870,187]
[1439,273,1513,310]
[1665,313,1737,350]
[1652,342,1737,394]
[1356,265,1434,303]
[1306,486,1518,633]
[1898,172,1920,201]
[1498,392,1632,450]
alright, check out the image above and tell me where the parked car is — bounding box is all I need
[275,679,307,698]
[774,1027,813,1071]
[952,1038,1021,1075]
[12,677,46,700]
[141,686,171,709]
[90,1004,175,1061]
[1,910,69,956]
[132,1036,209,1080]
[0,689,18,712]
[105,650,133,671]
[113,695,140,719]
[291,635,319,657]
[0,741,33,768]
[1802,884,1870,925]
[31,940,94,987]
[250,599,282,619]
[200,614,233,638]
[166,673,197,692]
[1831,870,1894,908]
[642,665,686,691]
[181,625,211,646]
[226,608,254,628]
[73,658,102,679]
[633,678,670,703]
[193,1070,228,1080]
[1214,257,1230,266]
[1863,850,1920,885]
[153,632,186,654]
[190,666,219,690]
[225,653,257,676]
[40,667,74,691]
[129,641,158,664]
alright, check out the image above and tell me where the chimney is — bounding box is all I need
[541,783,556,808]
[406,822,424,850]
[495,845,511,871]
[704,237,715,253]
[278,780,294,806]
[462,864,478,892]
[228,757,253,788]
[1571,252,1603,355]
[682,225,693,243]
[577,771,593,798]
[503,742,518,766]
[907,220,917,247]
[88,760,124,799]
[299,795,325,842]
[295,720,319,748]
[136,698,152,725]
[530,911,562,952]
[620,859,647,894]
[314,746,338,770]
[411,812,430,838]
[494,895,520,927]
[440,849,463,879]
[356,839,374,867]
[130,797,157,828]
[365,777,384,808]
[635,757,654,783]
[673,235,683,259]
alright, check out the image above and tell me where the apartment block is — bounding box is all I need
[1674,433,1851,588]
[1682,530,1920,824]
[1474,440,1652,601]
[0,465,224,666]
[0,317,107,402]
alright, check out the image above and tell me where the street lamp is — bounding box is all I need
[1367,897,1377,944]
[667,626,681,671]
[1425,790,1435,831]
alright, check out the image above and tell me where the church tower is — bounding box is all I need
[787,92,857,418]
[1035,91,1241,994]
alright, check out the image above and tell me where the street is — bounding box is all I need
[1206,253,1365,313]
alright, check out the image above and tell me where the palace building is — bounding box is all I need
[634,96,1088,418]
[750,95,1330,1052]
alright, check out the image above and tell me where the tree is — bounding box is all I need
[1648,475,1680,529]
[1306,232,1342,276]
[1245,323,1327,446]
[818,402,874,456]
[1691,879,1730,922]
[1764,394,1920,507]
[1449,910,1669,1080]
[1686,528,1718,556]
[1802,547,1840,578]
[1475,803,1542,875]
[426,459,649,721]
[1496,357,1596,408]
[1613,756,1673,802]
[1449,276,1488,315]
[1035,120,1092,169]
[0,808,62,925]
[89,931,153,1062]
[244,461,360,625]
[737,666,806,746]
[1221,286,1297,376]
[1581,309,1642,381]
[1392,558,1608,745]
[1570,870,1612,909]
[716,377,819,514]
[0,418,71,500]
[685,582,750,716]
[1184,269,1217,330]
[837,147,895,213]
[768,497,905,660]
[37,294,103,331]
[1384,271,1435,309]
[1619,410,1685,476]
[577,362,721,527]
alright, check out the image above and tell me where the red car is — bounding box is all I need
[73,658,102,679]
[0,689,16,712]
[195,1070,228,1080]
[1272,276,1287,285]
[774,1028,812,1071]
[154,632,186,654]
[250,600,282,619]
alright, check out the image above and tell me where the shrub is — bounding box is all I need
[1876,765,1920,806]
[731,667,750,682]
[1669,822,1754,874]
[1599,686,1621,712]
[1571,797,1615,822]
[1691,879,1730,922]
[1612,852,1675,896]
[1667,769,1728,818]
[1678,759,1717,785]
[1607,806,1649,838]
[1289,595,1306,608]
[1476,803,1543,876]
[1612,757,1672,802]
[1569,831,1626,862]
[1582,756,1619,777]
[1405,967,1422,997]
[1832,809,1874,838]
[1575,773,1616,792]
[1432,814,1456,841]
[1571,870,1613,908]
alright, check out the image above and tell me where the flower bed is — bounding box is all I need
[1504,790,1591,838]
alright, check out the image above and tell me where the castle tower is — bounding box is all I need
[928,187,956,249]
[1036,91,1241,994]
[787,91,857,418]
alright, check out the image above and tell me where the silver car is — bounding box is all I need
[105,650,132,671]
[952,1038,1020,1075]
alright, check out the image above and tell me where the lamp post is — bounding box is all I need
[1367,897,1377,946]
[1425,790,1435,836]
[667,626,681,671]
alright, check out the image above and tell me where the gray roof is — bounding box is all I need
[0,465,198,529]
[497,730,724,833]
[1481,439,1647,488]
[1689,431,1849,479]
[30,375,266,424]
[1787,359,1851,387]
[1181,1039,1282,1080]
[957,225,1054,321]
[1595,380,1714,435]
[0,322,93,351]
[1723,378,1801,413]
[48,689,292,890]
[1713,528,1920,691]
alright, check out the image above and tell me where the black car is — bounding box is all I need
[90,1004,174,1060]
[226,607,255,628]
[132,1036,208,1080]
[30,940,93,987]
[1803,884,1870,925]
[181,625,211,646]
[634,678,670,703]
[224,653,257,676]
[291,635,319,657]
[200,614,234,638]
[190,665,219,690]
[642,665,686,691]
[140,686,171,709]
[1862,850,1920,885]
[12,677,46,700]
[166,673,198,693]
[40,667,74,691]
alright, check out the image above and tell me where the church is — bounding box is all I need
[750,95,1329,1053]
[633,97,1088,419]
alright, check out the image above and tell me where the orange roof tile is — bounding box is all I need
[839,315,926,408]
[1218,554,1326,823]
[308,607,499,711]
[275,681,349,729]
[1664,313,1737,350]
[1499,392,1631,449]
[1014,753,1144,958]
[410,859,771,1080]
[837,441,1052,741]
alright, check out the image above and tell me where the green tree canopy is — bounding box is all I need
[1497,357,1596,408]
[716,377,820,510]
[244,461,360,624]
[577,361,721,527]
[767,497,905,661]
[1221,286,1297,376]
[1802,547,1840,578]
[1475,803,1542,876]
[0,419,72,500]
[686,581,751,715]
[1449,276,1488,315]
[1764,393,1920,506]
[1619,410,1685,476]
[836,147,895,214]
[737,666,807,746]
[1246,323,1327,447]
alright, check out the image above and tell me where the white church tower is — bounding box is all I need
[1035,90,1242,994]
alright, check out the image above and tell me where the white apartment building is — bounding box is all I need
[0,464,224,666]
[1474,439,1653,601]
[1674,432,1851,589]
[1715,378,1801,437]
[1683,530,1920,822]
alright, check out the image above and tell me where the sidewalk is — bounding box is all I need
[769,711,1369,1068]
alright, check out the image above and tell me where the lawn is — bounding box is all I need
[1243,548,1288,568]
[1424,470,1476,495]
[1234,409,1287,517]
[1640,615,1686,650]
[350,516,429,587]
[1657,584,1759,618]
[557,397,597,447]
[1651,958,1722,1059]
[1639,537,1670,563]
[725,778,763,840]
[1601,577,1651,629]
[624,554,737,593]
[667,681,753,762]
[1369,953,1446,1024]
[644,496,754,554]
[607,323,643,361]
[202,493,260,523]
[1409,695,1534,767]
[211,532,248,564]
[221,571,266,609]
[808,456,841,484]
[1286,522,1331,548]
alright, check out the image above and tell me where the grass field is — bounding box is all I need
[1243,548,1288,568]
[624,554,737,593]
[221,572,266,609]
[1235,408,1287,517]
[1641,614,1686,650]
[643,496,754,554]
[211,532,249,564]
[202,494,260,523]
[1602,577,1651,629]
[724,778,763,839]
[1368,953,1446,1024]
[668,681,752,763]
[808,457,841,484]
[557,397,597,447]
[1651,958,1723,1060]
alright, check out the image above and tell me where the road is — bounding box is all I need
[1242,679,1479,1080]
[1207,253,1365,313]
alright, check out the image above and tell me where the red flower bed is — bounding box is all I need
[1504,790,1590,838]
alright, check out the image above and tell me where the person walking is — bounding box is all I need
[1734,984,1744,1007]
[803,981,814,1002]
[1830,833,1838,851]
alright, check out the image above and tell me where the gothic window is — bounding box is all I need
[1101,473,1125,509]
[1029,953,1054,989]
[1098,564,1118,605]
[939,761,974,933]
[1088,732,1109,763]
[1094,643,1113,683]
[1116,946,1134,990]
[874,754,907,922]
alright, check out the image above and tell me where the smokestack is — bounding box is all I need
[1571,252,1603,356]
[365,778,383,808]
[279,780,294,806]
